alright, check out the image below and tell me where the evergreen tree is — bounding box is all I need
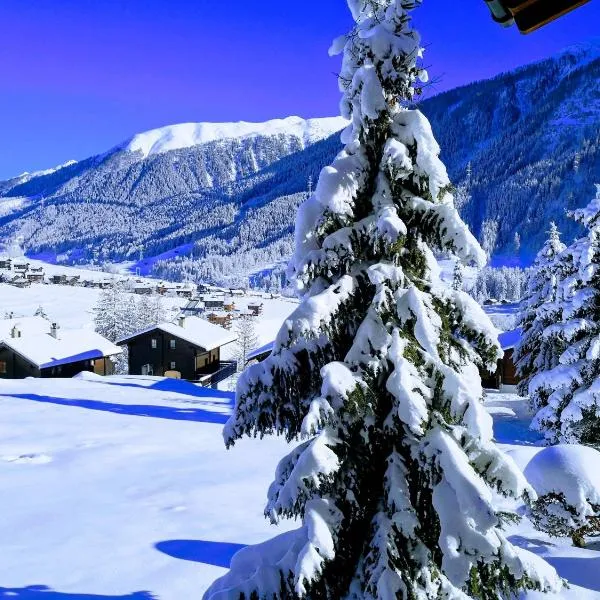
[531,186,600,445]
[514,222,566,399]
[205,1,560,598]
[93,284,129,344]
[233,316,259,372]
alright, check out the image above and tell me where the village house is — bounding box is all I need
[181,299,205,317]
[12,262,30,273]
[206,311,233,330]
[247,302,264,317]
[203,297,225,310]
[0,317,122,379]
[0,258,12,270]
[25,271,45,283]
[51,274,68,285]
[10,276,30,288]
[481,328,522,391]
[117,316,237,387]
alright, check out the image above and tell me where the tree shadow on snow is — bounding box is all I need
[99,377,234,402]
[510,534,600,592]
[155,539,245,568]
[5,393,229,425]
[0,586,155,599]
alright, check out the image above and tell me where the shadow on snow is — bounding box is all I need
[0,587,155,599]
[5,393,230,425]
[99,377,234,402]
[155,539,245,569]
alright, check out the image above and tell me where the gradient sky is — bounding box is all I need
[1,0,599,179]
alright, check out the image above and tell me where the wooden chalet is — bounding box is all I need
[247,302,264,316]
[51,274,68,285]
[204,297,225,310]
[117,316,237,387]
[206,311,233,329]
[0,258,12,270]
[223,300,236,312]
[10,276,30,288]
[0,317,121,379]
[481,328,522,391]
[26,271,44,283]
[181,299,205,316]
[13,262,29,273]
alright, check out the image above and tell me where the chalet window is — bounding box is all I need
[151,338,158,349]
[0,361,6,374]
[169,339,176,349]
[170,361,176,370]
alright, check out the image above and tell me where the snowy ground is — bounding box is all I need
[0,374,294,599]
[1,379,600,598]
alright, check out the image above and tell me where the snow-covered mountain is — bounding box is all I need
[0,40,598,288]
[120,116,348,158]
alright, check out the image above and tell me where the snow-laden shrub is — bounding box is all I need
[525,444,600,547]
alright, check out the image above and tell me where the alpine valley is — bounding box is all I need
[1,40,599,289]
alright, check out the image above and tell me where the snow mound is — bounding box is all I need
[122,116,348,158]
[525,444,600,511]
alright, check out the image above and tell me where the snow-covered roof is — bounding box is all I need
[117,316,237,351]
[0,316,51,338]
[498,327,522,351]
[247,341,274,362]
[0,329,122,369]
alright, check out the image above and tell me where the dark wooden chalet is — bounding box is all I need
[0,318,122,379]
[0,258,12,270]
[481,328,522,390]
[117,316,237,387]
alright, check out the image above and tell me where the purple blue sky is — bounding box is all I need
[1,0,599,179]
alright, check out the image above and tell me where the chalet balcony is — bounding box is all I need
[195,360,237,387]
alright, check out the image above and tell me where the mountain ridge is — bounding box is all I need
[0,40,599,289]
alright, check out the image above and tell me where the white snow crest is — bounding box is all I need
[123,116,348,158]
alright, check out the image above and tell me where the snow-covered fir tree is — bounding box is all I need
[205,2,560,598]
[233,316,259,372]
[531,185,600,445]
[136,293,167,330]
[514,222,566,399]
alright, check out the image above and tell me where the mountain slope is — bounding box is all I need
[0,41,599,287]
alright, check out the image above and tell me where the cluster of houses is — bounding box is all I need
[182,294,264,330]
[0,259,46,288]
[0,313,238,387]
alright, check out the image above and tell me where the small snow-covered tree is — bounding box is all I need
[526,445,600,548]
[233,316,258,372]
[514,222,566,399]
[137,293,167,330]
[205,2,560,599]
[531,185,600,446]
[94,284,142,374]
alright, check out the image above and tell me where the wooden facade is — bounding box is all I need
[0,346,116,379]
[120,329,232,383]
